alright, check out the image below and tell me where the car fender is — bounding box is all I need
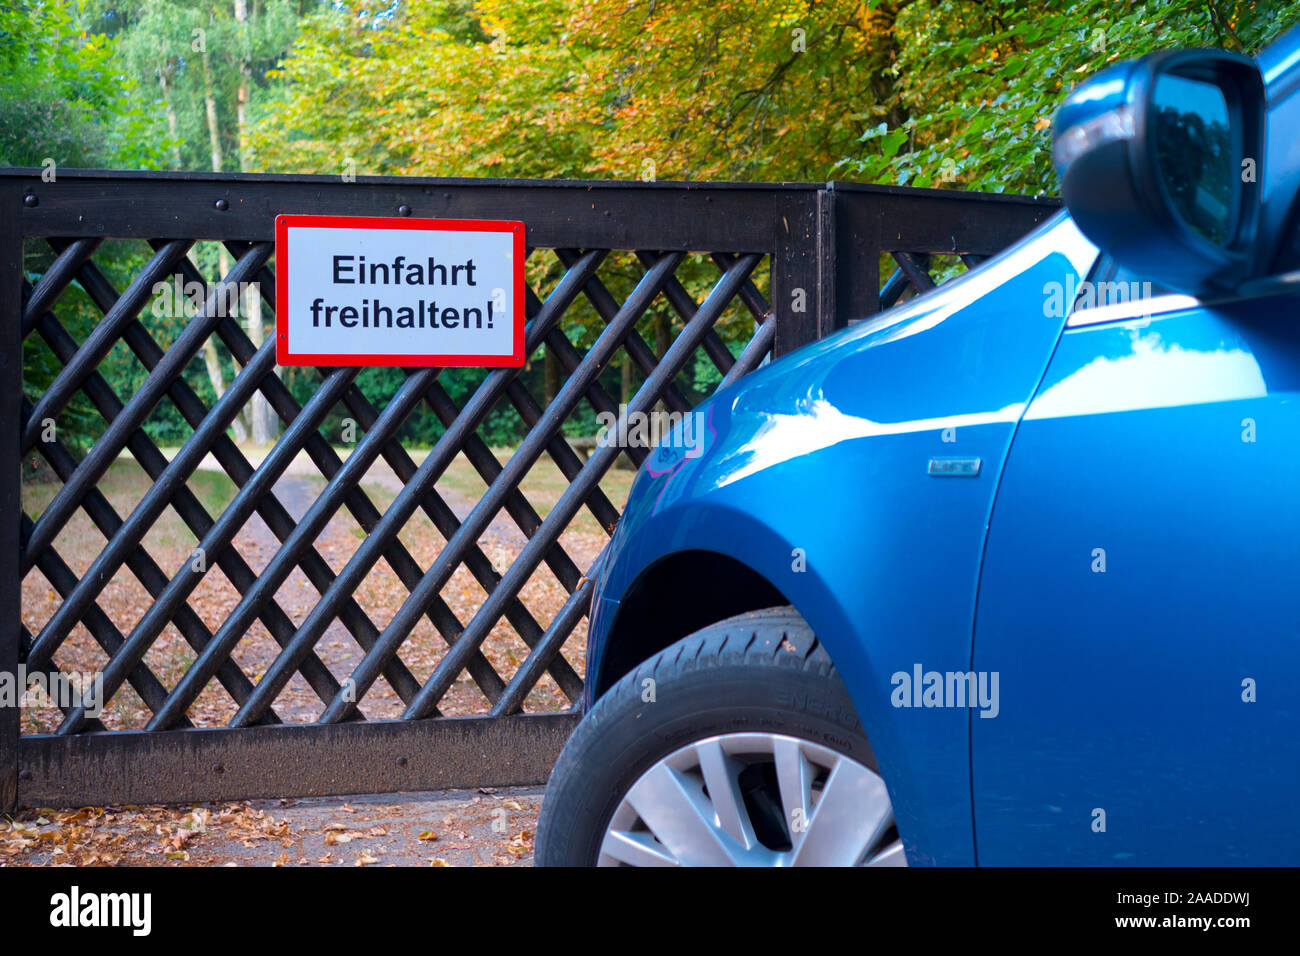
[590,212,1097,864]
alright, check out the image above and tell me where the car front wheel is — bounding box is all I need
[535,607,906,867]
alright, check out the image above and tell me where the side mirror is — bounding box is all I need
[1053,50,1266,295]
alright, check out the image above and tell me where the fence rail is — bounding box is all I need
[2,169,1057,809]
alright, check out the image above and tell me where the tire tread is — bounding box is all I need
[536,605,865,866]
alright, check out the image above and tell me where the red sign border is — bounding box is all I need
[274,214,526,368]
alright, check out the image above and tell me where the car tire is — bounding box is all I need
[535,606,906,866]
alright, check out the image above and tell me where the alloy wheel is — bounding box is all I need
[598,732,906,866]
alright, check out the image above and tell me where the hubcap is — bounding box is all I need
[598,732,906,866]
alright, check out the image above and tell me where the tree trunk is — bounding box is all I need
[653,313,671,357]
[199,46,252,441]
[201,48,223,175]
[167,63,247,438]
[653,313,671,418]
[202,338,249,444]
[168,50,238,435]
[235,0,277,444]
[543,346,559,407]
[199,49,232,283]
[191,248,250,443]
[156,66,183,169]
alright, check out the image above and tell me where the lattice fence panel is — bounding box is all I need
[18,236,773,735]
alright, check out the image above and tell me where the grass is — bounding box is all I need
[22,459,239,535]
[426,446,637,536]
[197,442,639,539]
[147,442,638,524]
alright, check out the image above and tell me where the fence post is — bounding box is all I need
[1,182,23,812]
[770,184,882,354]
[770,189,828,356]
[828,182,882,324]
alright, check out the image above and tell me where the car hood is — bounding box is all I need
[611,211,1098,558]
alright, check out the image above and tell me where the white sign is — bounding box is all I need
[275,214,524,367]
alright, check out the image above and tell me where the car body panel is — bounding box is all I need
[587,214,1097,865]
[972,296,1300,864]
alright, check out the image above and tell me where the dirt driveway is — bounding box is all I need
[3,787,545,867]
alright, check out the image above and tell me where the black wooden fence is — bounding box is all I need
[1,169,1057,809]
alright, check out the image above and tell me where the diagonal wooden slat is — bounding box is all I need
[46,250,374,721]
[154,246,439,711]
[399,253,762,720]
[21,311,334,724]
[20,537,164,732]
[268,252,686,725]
[711,252,772,322]
[18,625,107,732]
[491,284,777,715]
[54,357,360,734]
[523,282,648,472]
[423,379,585,593]
[337,384,585,701]
[20,237,101,338]
[892,251,935,294]
[21,303,344,730]
[219,248,612,726]
[634,250,737,380]
[23,242,268,561]
[22,239,193,453]
[554,248,694,416]
[135,358,413,733]
[20,427,247,729]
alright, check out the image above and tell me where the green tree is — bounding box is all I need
[86,0,309,443]
[3,2,172,456]
[840,0,1300,194]
[0,0,165,169]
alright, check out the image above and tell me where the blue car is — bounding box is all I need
[535,28,1300,866]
